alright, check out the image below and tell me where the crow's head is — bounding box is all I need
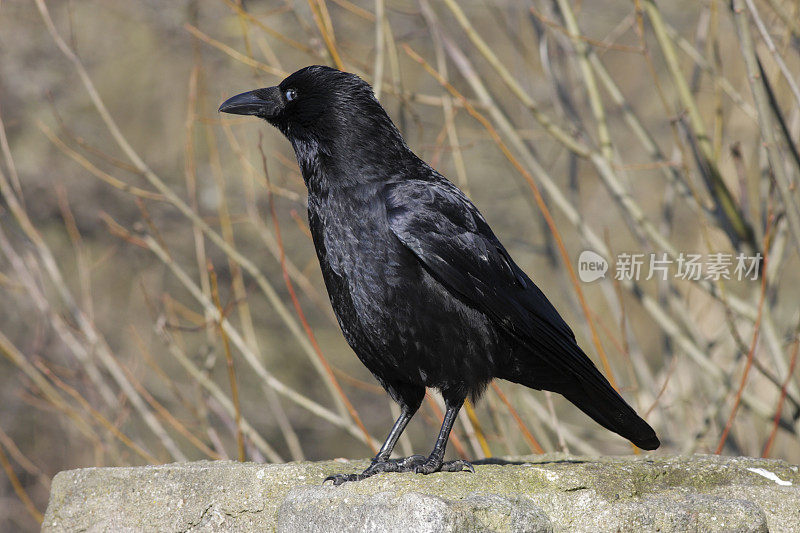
[219,66,396,149]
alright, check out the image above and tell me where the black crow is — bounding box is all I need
[219,66,659,485]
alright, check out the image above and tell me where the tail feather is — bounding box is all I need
[560,383,660,450]
[500,347,660,450]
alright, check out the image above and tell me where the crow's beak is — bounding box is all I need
[218,87,282,118]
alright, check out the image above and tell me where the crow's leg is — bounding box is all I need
[325,385,423,485]
[324,406,415,485]
[405,396,474,475]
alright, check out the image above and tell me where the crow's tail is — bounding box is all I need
[501,344,660,450]
[560,380,660,450]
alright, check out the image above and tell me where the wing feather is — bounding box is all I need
[384,179,606,389]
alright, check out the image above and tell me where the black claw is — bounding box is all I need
[324,473,366,485]
[365,458,400,474]
[324,458,409,485]
[441,459,474,473]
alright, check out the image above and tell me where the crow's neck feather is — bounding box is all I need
[289,113,421,195]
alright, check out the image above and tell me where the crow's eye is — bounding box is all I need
[285,88,297,102]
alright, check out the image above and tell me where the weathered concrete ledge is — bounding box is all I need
[43,454,799,532]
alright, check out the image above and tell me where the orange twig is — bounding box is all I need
[491,382,544,454]
[120,358,222,460]
[99,211,149,249]
[35,361,159,464]
[307,0,344,69]
[464,398,492,457]
[184,23,286,77]
[38,121,164,201]
[290,209,313,240]
[529,5,642,53]
[219,0,313,54]
[762,325,800,457]
[333,368,385,394]
[0,426,48,488]
[0,442,42,524]
[330,0,375,21]
[716,215,772,454]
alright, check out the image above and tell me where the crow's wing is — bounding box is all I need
[384,178,660,450]
[384,178,585,375]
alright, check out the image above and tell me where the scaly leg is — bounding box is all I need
[325,396,473,485]
[402,397,473,475]
[325,405,416,485]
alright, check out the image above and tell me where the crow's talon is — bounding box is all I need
[397,455,427,469]
[441,459,474,473]
[362,458,401,474]
[412,462,435,474]
[413,458,473,475]
[324,473,366,485]
[325,457,413,485]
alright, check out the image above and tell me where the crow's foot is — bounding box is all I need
[400,454,475,475]
[323,472,370,485]
[324,455,474,485]
[324,457,406,486]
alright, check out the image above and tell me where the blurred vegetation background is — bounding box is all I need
[2,0,800,529]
